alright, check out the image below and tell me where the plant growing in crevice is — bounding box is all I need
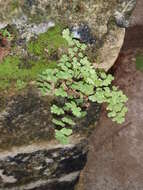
[37,29,128,144]
[0,29,12,42]
[16,80,27,90]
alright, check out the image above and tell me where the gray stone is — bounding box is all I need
[0,88,93,190]
[130,0,143,26]
[0,137,87,189]
[12,15,55,41]
[58,171,80,182]
[114,0,136,28]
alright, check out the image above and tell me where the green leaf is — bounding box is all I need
[80,111,87,117]
[55,128,72,144]
[56,71,72,80]
[37,27,128,127]
[100,72,107,79]
[80,57,90,65]
[108,112,116,118]
[65,101,82,117]
[55,130,69,144]
[51,105,64,115]
[39,69,58,83]
[55,88,68,97]
[114,117,125,124]
[52,119,65,127]
[75,98,84,104]
[74,40,81,48]
[62,117,75,126]
[16,80,27,90]
[62,29,74,46]
[78,52,84,58]
[60,128,73,136]
[40,87,48,96]
[72,107,82,117]
[73,47,78,53]
[80,44,87,51]
[89,95,97,102]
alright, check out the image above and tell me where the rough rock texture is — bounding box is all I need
[0,89,53,149]
[130,0,143,26]
[123,0,143,50]
[0,141,87,190]
[76,1,143,189]
[0,1,136,189]
[0,88,88,190]
[76,47,143,190]
[0,0,136,70]
[0,87,100,190]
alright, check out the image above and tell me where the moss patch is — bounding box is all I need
[0,56,47,89]
[0,25,67,91]
[10,0,20,11]
[0,56,57,90]
[27,25,67,57]
[136,55,143,71]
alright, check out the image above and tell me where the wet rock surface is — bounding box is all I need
[0,140,87,190]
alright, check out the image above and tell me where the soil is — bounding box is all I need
[76,1,143,188]
[0,46,10,62]
[0,37,10,62]
[76,29,143,190]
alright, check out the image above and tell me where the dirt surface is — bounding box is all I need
[0,47,9,62]
[0,38,10,62]
[130,0,143,27]
[76,1,143,189]
[123,0,143,50]
[76,46,143,190]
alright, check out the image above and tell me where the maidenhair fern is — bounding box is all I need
[37,29,128,144]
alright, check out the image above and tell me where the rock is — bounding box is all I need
[123,0,143,50]
[130,0,143,26]
[12,16,55,41]
[0,141,87,190]
[0,88,88,190]
[0,0,136,70]
[0,0,136,189]
[76,47,143,190]
[71,24,96,44]
[76,2,143,187]
[114,0,136,28]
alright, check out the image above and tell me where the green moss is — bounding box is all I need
[0,56,57,90]
[136,55,143,71]
[10,0,20,11]
[0,25,67,91]
[27,25,67,56]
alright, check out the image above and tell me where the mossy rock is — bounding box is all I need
[27,25,67,56]
[0,25,67,91]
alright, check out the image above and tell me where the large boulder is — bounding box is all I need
[0,1,136,189]
[0,88,88,190]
